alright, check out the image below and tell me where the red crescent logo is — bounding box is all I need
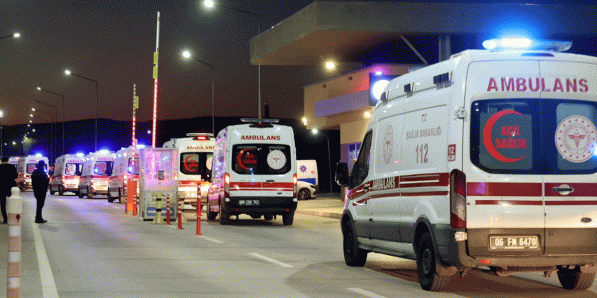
[184,155,198,172]
[237,148,254,170]
[482,110,527,163]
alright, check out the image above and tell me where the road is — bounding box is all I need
[1,192,597,297]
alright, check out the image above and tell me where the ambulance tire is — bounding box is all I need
[49,186,55,195]
[343,220,367,267]
[282,211,294,226]
[118,189,124,204]
[107,190,115,203]
[417,232,451,291]
[58,186,64,196]
[78,188,84,198]
[263,214,273,221]
[87,186,93,199]
[298,189,311,200]
[558,267,596,290]
[219,202,231,225]
[207,207,217,221]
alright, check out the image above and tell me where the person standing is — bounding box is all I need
[31,160,50,223]
[0,156,18,224]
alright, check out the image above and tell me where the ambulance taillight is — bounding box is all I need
[224,173,230,197]
[450,170,466,229]
[293,173,298,198]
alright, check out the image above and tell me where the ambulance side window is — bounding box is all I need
[351,131,373,188]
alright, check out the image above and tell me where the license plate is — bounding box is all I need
[239,200,260,206]
[490,236,539,250]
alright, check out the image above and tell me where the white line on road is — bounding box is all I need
[347,288,386,298]
[248,252,294,268]
[197,235,223,244]
[32,218,59,298]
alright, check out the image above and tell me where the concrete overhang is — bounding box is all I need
[251,1,597,66]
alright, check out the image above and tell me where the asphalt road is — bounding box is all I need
[1,192,597,297]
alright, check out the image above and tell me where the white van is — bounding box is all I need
[49,154,85,196]
[108,146,141,203]
[208,119,298,225]
[17,154,49,191]
[163,133,214,207]
[336,39,597,291]
[78,150,115,199]
[297,159,318,185]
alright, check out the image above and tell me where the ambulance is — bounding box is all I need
[8,156,20,169]
[49,153,85,196]
[107,146,141,203]
[16,154,49,191]
[208,119,298,225]
[335,38,597,291]
[78,150,115,199]
[162,133,214,208]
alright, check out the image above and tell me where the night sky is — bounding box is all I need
[0,0,317,126]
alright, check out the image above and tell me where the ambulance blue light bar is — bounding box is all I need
[482,38,571,52]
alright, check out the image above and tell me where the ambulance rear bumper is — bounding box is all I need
[221,196,297,214]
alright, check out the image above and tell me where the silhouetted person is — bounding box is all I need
[0,156,18,224]
[31,160,49,223]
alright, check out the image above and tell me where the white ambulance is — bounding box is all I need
[208,119,298,225]
[335,38,597,291]
[8,156,21,168]
[49,154,85,196]
[107,146,141,203]
[162,133,214,208]
[17,154,49,191]
[78,150,115,199]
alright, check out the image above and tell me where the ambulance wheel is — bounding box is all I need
[118,189,124,204]
[49,186,55,195]
[343,220,367,267]
[282,211,294,226]
[207,207,217,221]
[298,189,311,200]
[417,232,451,291]
[58,186,64,196]
[78,188,84,198]
[263,214,273,221]
[558,267,596,290]
[107,190,115,203]
[219,203,230,225]
[87,187,93,199]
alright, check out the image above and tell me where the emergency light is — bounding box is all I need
[76,153,85,157]
[482,37,572,52]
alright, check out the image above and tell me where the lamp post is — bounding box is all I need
[0,32,20,40]
[182,50,215,135]
[311,128,333,193]
[36,87,66,155]
[202,0,262,118]
[31,107,55,162]
[64,69,98,151]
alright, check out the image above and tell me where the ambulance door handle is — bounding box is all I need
[364,184,370,191]
[265,179,275,183]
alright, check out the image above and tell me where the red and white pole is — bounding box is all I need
[177,197,183,230]
[6,187,22,298]
[196,185,202,235]
[166,196,171,225]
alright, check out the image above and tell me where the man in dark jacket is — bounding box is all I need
[0,156,18,224]
[31,160,49,223]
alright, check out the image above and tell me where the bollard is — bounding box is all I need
[166,196,171,225]
[133,190,138,217]
[128,181,137,216]
[196,187,202,236]
[7,187,22,298]
[153,196,164,224]
[177,197,183,230]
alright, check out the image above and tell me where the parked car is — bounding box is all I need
[297,180,317,200]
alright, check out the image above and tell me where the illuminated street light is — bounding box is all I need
[182,49,215,135]
[324,61,336,71]
[36,86,66,154]
[64,69,99,151]
[310,129,333,193]
[31,108,35,111]
[0,32,21,40]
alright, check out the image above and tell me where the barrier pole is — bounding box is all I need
[128,181,137,216]
[153,196,164,224]
[196,185,202,235]
[177,197,183,230]
[7,187,22,298]
[166,196,171,225]
[133,188,138,217]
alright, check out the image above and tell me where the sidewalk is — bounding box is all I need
[295,192,345,219]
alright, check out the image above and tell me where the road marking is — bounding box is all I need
[32,218,60,298]
[347,288,386,298]
[197,235,223,244]
[248,252,294,268]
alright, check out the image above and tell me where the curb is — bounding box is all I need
[295,210,342,219]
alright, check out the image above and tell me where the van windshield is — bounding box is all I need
[471,98,597,174]
[179,152,213,180]
[232,144,291,175]
[65,163,83,176]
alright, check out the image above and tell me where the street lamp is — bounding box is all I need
[182,49,215,135]
[64,69,99,151]
[0,32,20,40]
[311,129,333,193]
[32,99,59,159]
[31,107,55,162]
[36,87,66,155]
[202,0,262,118]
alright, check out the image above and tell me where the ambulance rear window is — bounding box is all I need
[65,163,82,176]
[128,158,139,175]
[180,152,212,179]
[93,161,113,176]
[471,99,597,174]
[232,144,291,175]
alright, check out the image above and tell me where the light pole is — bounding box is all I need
[311,128,333,193]
[0,110,3,157]
[202,0,262,118]
[64,69,98,151]
[31,107,55,162]
[0,32,20,40]
[182,50,215,135]
[36,87,66,155]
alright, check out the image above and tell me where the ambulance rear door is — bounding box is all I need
[465,60,545,257]
[539,60,597,255]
